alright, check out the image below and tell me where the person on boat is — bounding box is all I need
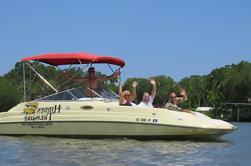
[165,87,191,112]
[63,67,119,96]
[119,81,138,106]
[138,79,156,108]
[83,67,119,90]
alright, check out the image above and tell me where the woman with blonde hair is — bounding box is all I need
[119,81,138,106]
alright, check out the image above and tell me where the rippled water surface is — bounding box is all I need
[0,123,250,166]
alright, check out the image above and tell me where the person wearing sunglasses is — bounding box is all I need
[119,81,138,106]
[138,79,156,108]
[165,87,188,112]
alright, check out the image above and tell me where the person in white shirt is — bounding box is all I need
[138,79,156,108]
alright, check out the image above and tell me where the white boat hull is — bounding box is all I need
[0,101,236,139]
[0,121,233,139]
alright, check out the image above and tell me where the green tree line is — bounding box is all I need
[1,61,251,112]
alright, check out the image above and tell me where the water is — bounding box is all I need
[0,123,250,166]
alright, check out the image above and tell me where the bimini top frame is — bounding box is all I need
[21,52,125,102]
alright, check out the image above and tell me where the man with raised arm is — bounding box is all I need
[81,67,119,91]
[63,67,119,97]
[165,87,191,113]
[138,79,156,108]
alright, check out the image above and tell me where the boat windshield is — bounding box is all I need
[36,87,119,101]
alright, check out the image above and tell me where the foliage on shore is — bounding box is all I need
[0,61,251,112]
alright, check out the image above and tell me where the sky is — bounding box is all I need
[0,0,251,82]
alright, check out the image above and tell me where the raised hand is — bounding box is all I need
[150,79,156,85]
[132,81,138,88]
[179,87,186,97]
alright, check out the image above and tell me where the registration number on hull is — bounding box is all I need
[136,118,158,123]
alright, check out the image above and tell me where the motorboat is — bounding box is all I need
[0,52,236,139]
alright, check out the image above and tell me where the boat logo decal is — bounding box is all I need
[23,102,39,114]
[23,103,61,115]
[23,103,62,122]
